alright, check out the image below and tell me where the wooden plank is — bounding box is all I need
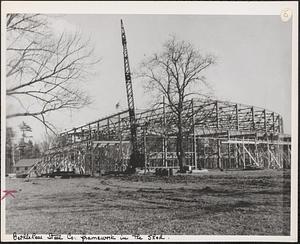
[221,140,291,145]
[92,140,130,144]
[243,146,260,167]
[269,148,281,168]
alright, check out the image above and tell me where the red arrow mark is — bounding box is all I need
[1,190,17,200]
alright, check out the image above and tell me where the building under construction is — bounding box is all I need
[29,20,291,177]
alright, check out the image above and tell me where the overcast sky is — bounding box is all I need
[7,14,292,142]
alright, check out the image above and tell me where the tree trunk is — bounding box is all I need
[176,113,185,172]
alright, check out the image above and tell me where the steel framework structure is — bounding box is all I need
[22,20,291,178]
[29,97,291,177]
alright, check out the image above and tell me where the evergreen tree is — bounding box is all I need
[5,127,15,174]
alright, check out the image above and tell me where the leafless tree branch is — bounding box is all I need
[6,14,100,134]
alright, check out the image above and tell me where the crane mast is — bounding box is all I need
[120,19,139,172]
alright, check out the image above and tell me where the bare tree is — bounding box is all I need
[139,37,216,172]
[6,14,99,134]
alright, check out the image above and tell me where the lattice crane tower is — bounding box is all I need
[120,19,140,172]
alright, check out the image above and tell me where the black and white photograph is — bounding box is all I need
[1,1,298,242]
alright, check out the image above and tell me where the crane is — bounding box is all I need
[120,19,141,173]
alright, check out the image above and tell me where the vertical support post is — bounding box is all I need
[88,142,93,176]
[192,99,197,170]
[194,137,197,170]
[264,109,267,132]
[143,128,147,174]
[235,143,239,168]
[272,112,275,131]
[107,119,110,140]
[72,150,78,171]
[267,139,270,169]
[162,136,166,167]
[118,114,124,171]
[88,124,92,140]
[216,101,219,129]
[164,140,168,169]
[251,106,255,130]
[98,148,101,176]
[235,104,239,131]
[74,129,77,143]
[280,117,284,134]
[91,150,94,176]
[276,115,280,133]
[288,146,291,168]
[163,96,167,168]
[217,139,222,170]
[277,142,281,168]
[227,131,230,169]
[254,133,258,166]
[203,140,206,169]
[74,150,78,174]
[242,137,246,169]
[64,151,67,172]
[97,122,100,140]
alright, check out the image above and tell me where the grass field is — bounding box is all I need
[5,169,290,235]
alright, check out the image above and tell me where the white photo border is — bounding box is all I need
[1,1,298,242]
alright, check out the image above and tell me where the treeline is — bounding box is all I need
[6,125,42,174]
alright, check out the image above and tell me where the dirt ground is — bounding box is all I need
[5,169,290,235]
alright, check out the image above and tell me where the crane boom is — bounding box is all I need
[120,19,139,172]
